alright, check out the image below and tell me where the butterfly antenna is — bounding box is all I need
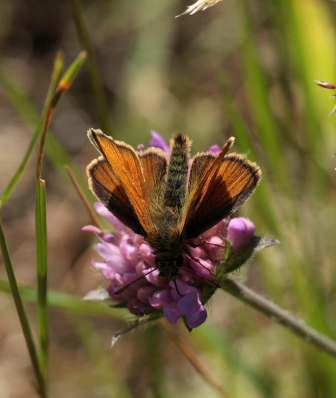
[115,268,157,294]
[198,240,225,249]
[173,280,183,296]
[180,266,220,288]
[184,248,215,277]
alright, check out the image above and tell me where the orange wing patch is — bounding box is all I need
[87,129,159,235]
[87,156,148,235]
[184,138,261,238]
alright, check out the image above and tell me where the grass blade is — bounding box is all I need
[0,279,130,319]
[35,178,49,382]
[0,218,46,397]
[0,53,64,208]
[0,57,88,208]
[34,49,88,388]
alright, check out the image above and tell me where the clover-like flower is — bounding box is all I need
[84,132,257,329]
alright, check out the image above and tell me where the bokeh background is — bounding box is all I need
[1,0,336,397]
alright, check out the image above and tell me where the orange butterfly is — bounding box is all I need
[87,129,261,287]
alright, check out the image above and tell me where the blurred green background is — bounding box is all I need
[1,0,336,397]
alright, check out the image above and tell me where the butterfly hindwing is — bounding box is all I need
[138,147,168,213]
[184,139,261,239]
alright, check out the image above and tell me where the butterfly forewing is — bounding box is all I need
[184,145,261,238]
[187,137,234,205]
[182,138,234,232]
[87,157,147,235]
[87,129,162,235]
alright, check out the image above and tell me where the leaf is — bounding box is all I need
[218,236,279,275]
[111,313,163,347]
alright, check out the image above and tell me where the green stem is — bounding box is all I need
[221,279,336,358]
[0,219,46,397]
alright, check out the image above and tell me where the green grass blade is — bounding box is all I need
[36,178,49,382]
[58,50,87,91]
[0,58,88,205]
[0,219,46,397]
[236,0,290,192]
[34,49,87,386]
[43,52,65,113]
[0,54,64,208]
[0,279,129,320]
[218,70,281,236]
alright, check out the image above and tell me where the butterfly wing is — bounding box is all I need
[138,147,168,212]
[183,138,261,239]
[87,129,168,236]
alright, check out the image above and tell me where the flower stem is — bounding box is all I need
[161,318,232,398]
[221,279,336,357]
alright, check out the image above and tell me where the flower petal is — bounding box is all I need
[163,305,180,324]
[227,218,256,252]
[150,131,170,154]
[185,307,207,328]
[149,288,173,308]
[82,225,102,234]
[176,288,201,315]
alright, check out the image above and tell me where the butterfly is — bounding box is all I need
[87,129,261,288]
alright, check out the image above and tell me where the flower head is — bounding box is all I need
[85,201,227,328]
[84,132,257,329]
[227,218,256,252]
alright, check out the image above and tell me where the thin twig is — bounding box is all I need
[65,166,102,229]
[221,279,336,358]
[161,318,232,398]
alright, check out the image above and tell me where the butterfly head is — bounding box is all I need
[155,253,184,280]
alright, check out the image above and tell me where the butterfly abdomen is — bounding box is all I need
[147,134,191,279]
[163,134,191,211]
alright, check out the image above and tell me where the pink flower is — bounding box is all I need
[315,80,336,90]
[162,281,207,328]
[84,132,257,329]
[227,218,256,252]
[85,202,226,328]
[150,130,171,154]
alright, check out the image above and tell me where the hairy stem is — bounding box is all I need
[221,279,336,358]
